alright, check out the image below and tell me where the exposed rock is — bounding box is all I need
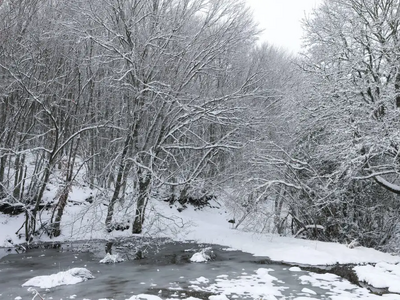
[135,249,147,260]
[165,194,216,211]
[105,241,113,254]
[0,202,25,215]
[106,221,130,233]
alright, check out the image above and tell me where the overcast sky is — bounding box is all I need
[246,0,321,53]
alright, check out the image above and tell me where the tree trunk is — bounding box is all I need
[26,165,52,241]
[105,131,132,227]
[132,172,151,234]
[13,153,21,200]
[50,139,79,237]
[395,71,400,108]
[273,187,285,234]
[0,155,6,198]
[51,185,70,237]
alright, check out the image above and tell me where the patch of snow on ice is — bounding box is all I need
[22,268,94,289]
[299,272,400,299]
[189,268,283,299]
[209,295,229,300]
[382,295,400,300]
[189,276,209,284]
[99,253,124,264]
[126,294,163,300]
[301,287,316,294]
[221,248,238,251]
[190,251,208,262]
[168,283,183,290]
[289,267,302,272]
[190,248,212,262]
[170,298,201,300]
[184,248,197,252]
[354,262,400,293]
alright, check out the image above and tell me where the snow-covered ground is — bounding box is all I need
[2,195,399,266]
[1,184,400,299]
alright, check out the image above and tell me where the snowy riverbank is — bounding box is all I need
[2,198,400,266]
[1,194,400,297]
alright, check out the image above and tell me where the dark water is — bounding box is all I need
[0,240,363,300]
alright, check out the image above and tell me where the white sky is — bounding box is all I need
[246,0,322,53]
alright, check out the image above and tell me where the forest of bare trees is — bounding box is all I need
[2,0,400,252]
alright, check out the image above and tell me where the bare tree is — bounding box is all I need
[288,0,400,247]
[68,0,260,233]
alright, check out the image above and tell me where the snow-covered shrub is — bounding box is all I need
[288,160,400,248]
[221,188,276,233]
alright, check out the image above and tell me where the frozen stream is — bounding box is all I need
[0,240,383,300]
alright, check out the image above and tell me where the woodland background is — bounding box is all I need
[1,0,400,252]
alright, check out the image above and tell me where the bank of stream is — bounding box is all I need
[0,239,390,300]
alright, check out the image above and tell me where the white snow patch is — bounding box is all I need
[221,247,238,251]
[190,251,209,262]
[354,262,400,293]
[299,272,400,299]
[189,268,283,299]
[190,248,212,263]
[382,296,400,300]
[3,235,14,248]
[209,295,229,300]
[22,268,94,289]
[301,287,316,294]
[189,276,210,284]
[168,283,183,290]
[99,253,124,264]
[126,294,162,300]
[289,267,302,272]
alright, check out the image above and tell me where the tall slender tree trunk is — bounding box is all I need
[273,187,285,234]
[0,155,6,198]
[13,153,21,200]
[132,172,151,234]
[26,164,52,241]
[51,185,69,237]
[395,71,400,108]
[50,138,80,237]
[105,131,132,227]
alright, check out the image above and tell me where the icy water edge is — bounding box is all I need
[0,240,384,300]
